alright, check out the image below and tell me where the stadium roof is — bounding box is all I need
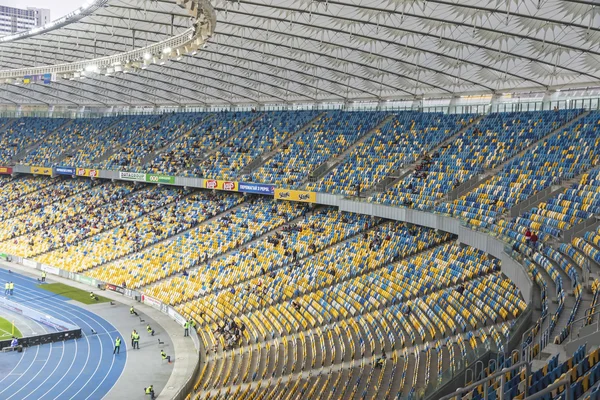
[1,0,599,107]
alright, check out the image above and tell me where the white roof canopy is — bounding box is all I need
[0,0,599,107]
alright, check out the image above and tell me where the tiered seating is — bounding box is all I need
[0,178,92,223]
[512,168,600,238]
[0,176,55,205]
[439,111,600,226]
[86,198,305,288]
[20,117,121,166]
[198,111,319,180]
[455,344,600,400]
[69,115,160,167]
[251,111,389,187]
[4,184,173,257]
[310,112,472,195]
[0,179,108,241]
[145,208,372,305]
[374,110,577,210]
[143,112,256,176]
[177,222,452,327]
[0,117,68,164]
[102,113,212,170]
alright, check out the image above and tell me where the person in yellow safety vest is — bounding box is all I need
[161,350,171,363]
[4,282,8,296]
[90,291,98,301]
[113,337,121,355]
[183,321,189,337]
[9,282,13,295]
[130,306,139,316]
[188,318,196,330]
[147,324,155,336]
[131,329,136,347]
[132,331,140,350]
[41,271,46,283]
[145,385,155,399]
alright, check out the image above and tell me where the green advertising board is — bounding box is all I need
[76,275,95,287]
[0,253,8,261]
[146,174,175,184]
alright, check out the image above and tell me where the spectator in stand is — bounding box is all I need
[525,228,531,245]
[530,232,538,249]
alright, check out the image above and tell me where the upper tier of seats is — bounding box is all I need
[250,111,390,187]
[307,112,472,195]
[197,111,319,180]
[0,118,68,165]
[438,111,600,226]
[373,109,580,210]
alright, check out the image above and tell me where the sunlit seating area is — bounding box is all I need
[198,111,320,180]
[250,111,389,187]
[86,197,305,288]
[308,112,472,195]
[145,208,372,305]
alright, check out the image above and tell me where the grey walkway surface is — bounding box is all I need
[3,261,198,400]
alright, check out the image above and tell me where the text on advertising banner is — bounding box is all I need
[55,166,76,175]
[146,174,175,184]
[274,189,317,203]
[76,168,99,177]
[119,171,147,181]
[0,167,12,174]
[239,182,275,195]
[204,179,238,191]
[31,165,53,176]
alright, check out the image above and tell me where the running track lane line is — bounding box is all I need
[0,269,125,400]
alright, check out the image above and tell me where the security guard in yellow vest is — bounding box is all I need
[132,331,140,350]
[130,306,139,316]
[145,384,155,399]
[113,337,121,355]
[161,350,171,363]
[41,271,46,282]
[183,321,189,337]
[8,282,13,295]
[4,282,8,296]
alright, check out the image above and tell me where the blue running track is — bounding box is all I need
[0,267,126,400]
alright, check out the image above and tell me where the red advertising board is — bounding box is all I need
[0,167,12,175]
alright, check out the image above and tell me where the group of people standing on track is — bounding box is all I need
[3,281,14,296]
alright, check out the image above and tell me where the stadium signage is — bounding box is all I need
[0,253,8,261]
[141,294,162,310]
[41,264,60,275]
[0,167,12,174]
[31,165,53,176]
[55,166,75,175]
[239,182,275,195]
[274,189,316,203]
[106,283,126,294]
[119,171,147,182]
[146,174,175,184]
[204,179,238,191]
[76,168,99,177]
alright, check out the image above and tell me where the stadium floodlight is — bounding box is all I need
[144,53,152,61]
[176,48,183,61]
[114,65,123,73]
[163,47,172,54]
[85,65,98,73]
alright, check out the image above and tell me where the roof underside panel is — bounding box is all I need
[0,0,599,106]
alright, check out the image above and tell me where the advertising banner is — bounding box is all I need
[76,168,99,177]
[0,297,77,331]
[55,166,75,176]
[41,264,60,275]
[146,174,175,184]
[106,283,126,295]
[31,165,53,176]
[23,259,37,268]
[0,253,8,261]
[0,167,12,175]
[274,189,317,203]
[120,171,147,182]
[141,294,162,310]
[204,179,238,191]
[239,182,275,195]
[168,307,187,326]
[76,275,96,287]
